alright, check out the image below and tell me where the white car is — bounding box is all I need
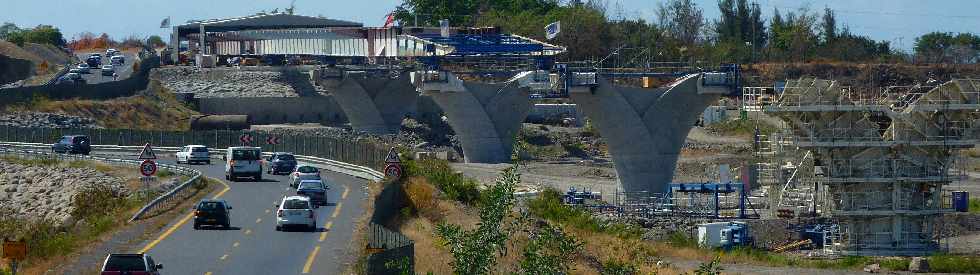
[176,145,210,164]
[224,146,262,181]
[110,55,125,65]
[101,64,115,76]
[289,165,321,188]
[275,196,316,231]
[75,63,91,73]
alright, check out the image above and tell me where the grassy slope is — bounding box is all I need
[2,81,199,131]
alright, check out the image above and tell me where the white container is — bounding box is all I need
[697,222,730,248]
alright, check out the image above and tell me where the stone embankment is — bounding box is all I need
[0,112,100,128]
[0,160,129,227]
[152,67,324,98]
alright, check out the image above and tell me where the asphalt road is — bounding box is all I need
[135,156,369,274]
[73,51,137,84]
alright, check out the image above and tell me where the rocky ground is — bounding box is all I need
[152,67,324,98]
[0,112,100,128]
[0,160,129,227]
[251,118,459,153]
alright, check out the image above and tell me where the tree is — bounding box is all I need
[820,7,836,44]
[146,35,167,48]
[0,22,21,40]
[24,25,66,47]
[914,32,979,63]
[657,0,705,47]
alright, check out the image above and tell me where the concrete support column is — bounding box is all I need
[569,73,727,193]
[418,71,532,163]
[324,73,417,134]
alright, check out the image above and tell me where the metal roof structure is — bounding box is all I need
[408,33,565,56]
[175,13,362,37]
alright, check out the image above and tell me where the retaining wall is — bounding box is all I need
[196,96,349,125]
[0,55,32,85]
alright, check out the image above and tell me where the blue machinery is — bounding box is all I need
[667,182,759,219]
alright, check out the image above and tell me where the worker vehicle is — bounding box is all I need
[99,253,163,275]
[265,152,297,175]
[52,135,91,155]
[275,195,316,231]
[193,199,232,229]
[224,146,262,181]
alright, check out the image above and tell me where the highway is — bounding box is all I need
[136,156,368,274]
[73,51,137,84]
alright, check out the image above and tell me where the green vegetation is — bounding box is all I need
[519,222,583,274]
[0,23,65,47]
[528,188,643,239]
[0,155,59,166]
[930,255,980,273]
[403,158,481,205]
[970,198,980,213]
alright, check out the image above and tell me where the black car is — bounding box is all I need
[86,56,102,68]
[100,253,163,275]
[265,152,297,175]
[193,199,232,229]
[52,135,91,155]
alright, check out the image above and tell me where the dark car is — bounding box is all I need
[265,152,297,175]
[100,253,163,275]
[52,135,91,155]
[193,199,232,229]
[86,56,102,68]
[296,179,327,207]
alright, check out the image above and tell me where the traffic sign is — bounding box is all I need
[137,143,157,160]
[140,160,158,177]
[266,136,282,145]
[240,133,253,145]
[384,163,402,179]
[384,147,400,163]
[2,240,26,260]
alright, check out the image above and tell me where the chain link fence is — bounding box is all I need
[0,125,389,170]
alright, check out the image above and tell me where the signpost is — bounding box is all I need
[383,147,402,180]
[2,239,26,275]
[137,144,158,201]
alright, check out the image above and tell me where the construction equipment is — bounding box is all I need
[773,239,812,253]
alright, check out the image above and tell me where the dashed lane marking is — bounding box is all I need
[318,221,333,242]
[341,185,349,199]
[265,209,270,214]
[220,254,228,260]
[255,218,262,223]
[331,202,343,218]
[205,272,212,275]
[245,229,252,235]
[139,178,231,253]
[302,246,321,274]
[233,242,239,248]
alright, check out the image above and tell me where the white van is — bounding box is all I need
[225,146,262,181]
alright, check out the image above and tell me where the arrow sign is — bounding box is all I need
[137,143,157,160]
[266,136,282,145]
[240,133,253,145]
[384,147,400,163]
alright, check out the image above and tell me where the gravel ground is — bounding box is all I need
[152,67,324,98]
[0,112,100,128]
[0,160,129,227]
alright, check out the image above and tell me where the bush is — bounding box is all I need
[528,188,642,239]
[70,184,129,220]
[929,255,980,273]
[970,198,980,213]
[403,158,481,204]
[403,177,438,218]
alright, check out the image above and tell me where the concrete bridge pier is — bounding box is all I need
[569,73,729,193]
[415,71,538,163]
[320,72,417,135]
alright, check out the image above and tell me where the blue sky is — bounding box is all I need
[3,0,979,51]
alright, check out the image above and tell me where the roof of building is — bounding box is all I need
[176,13,362,36]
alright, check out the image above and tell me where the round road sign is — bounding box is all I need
[384,163,402,179]
[140,160,158,177]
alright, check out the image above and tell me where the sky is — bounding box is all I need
[3,0,979,52]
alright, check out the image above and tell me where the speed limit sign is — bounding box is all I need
[140,160,158,177]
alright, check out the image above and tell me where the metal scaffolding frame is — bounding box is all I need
[748,78,980,256]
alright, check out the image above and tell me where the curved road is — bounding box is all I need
[73,51,137,84]
[136,157,368,274]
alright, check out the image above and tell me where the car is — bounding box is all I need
[106,48,118,57]
[101,65,115,76]
[76,63,91,73]
[275,195,316,231]
[224,146,262,181]
[296,179,328,207]
[69,68,83,74]
[99,253,163,275]
[86,56,102,68]
[289,165,320,188]
[110,55,125,65]
[52,135,91,155]
[265,152,297,175]
[193,199,232,229]
[176,145,211,164]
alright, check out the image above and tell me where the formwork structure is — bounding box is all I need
[749,78,980,256]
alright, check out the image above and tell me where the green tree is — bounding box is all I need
[23,25,66,47]
[519,222,583,274]
[820,7,836,44]
[657,0,705,47]
[0,22,21,40]
[914,32,955,63]
[146,35,167,48]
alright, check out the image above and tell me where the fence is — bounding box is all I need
[0,146,203,222]
[365,222,414,275]
[0,125,389,170]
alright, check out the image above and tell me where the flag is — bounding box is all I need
[160,17,170,29]
[545,21,560,40]
[383,13,395,28]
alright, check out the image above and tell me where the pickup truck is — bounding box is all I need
[100,253,163,275]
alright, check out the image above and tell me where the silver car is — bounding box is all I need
[75,63,91,73]
[289,165,320,188]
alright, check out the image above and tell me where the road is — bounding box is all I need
[73,51,137,84]
[136,156,369,274]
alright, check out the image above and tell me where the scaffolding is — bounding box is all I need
[750,78,980,256]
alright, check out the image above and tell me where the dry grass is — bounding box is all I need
[2,85,199,131]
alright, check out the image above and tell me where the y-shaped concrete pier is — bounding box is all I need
[416,71,538,163]
[320,72,417,134]
[569,73,729,193]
